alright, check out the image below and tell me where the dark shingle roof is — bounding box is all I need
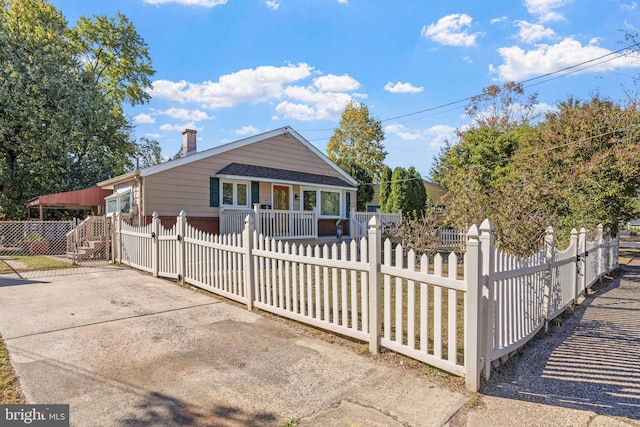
[217,163,356,188]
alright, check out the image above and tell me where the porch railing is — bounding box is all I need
[350,209,402,239]
[220,204,318,239]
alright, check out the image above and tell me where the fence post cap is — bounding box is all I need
[467,224,479,239]
[178,210,187,217]
[368,216,380,227]
[570,228,578,236]
[546,225,555,235]
[479,218,493,232]
[244,214,254,224]
[580,227,587,233]
[152,211,159,219]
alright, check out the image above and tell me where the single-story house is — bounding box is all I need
[366,180,447,212]
[97,127,358,238]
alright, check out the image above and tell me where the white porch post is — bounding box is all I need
[253,203,261,236]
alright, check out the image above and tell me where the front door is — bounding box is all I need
[273,185,289,235]
[273,185,289,210]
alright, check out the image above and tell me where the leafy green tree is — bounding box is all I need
[386,167,409,214]
[406,167,427,214]
[71,11,154,107]
[336,158,374,211]
[0,0,154,219]
[326,101,387,180]
[465,81,540,130]
[135,137,163,169]
[379,165,392,212]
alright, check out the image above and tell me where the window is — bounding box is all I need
[106,188,132,216]
[303,190,316,211]
[320,191,340,216]
[221,180,250,208]
[301,188,341,218]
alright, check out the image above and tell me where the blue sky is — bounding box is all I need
[51,0,640,178]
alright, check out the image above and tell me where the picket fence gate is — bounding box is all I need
[111,211,619,391]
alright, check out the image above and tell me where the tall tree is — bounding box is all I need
[336,158,374,211]
[71,11,154,108]
[326,101,387,180]
[464,81,540,130]
[379,165,392,212]
[0,0,154,219]
[406,167,427,214]
[386,167,409,214]
[134,137,163,169]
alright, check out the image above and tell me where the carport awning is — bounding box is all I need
[26,186,113,219]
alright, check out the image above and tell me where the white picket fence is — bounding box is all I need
[111,212,618,391]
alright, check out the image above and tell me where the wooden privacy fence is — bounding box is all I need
[111,212,619,391]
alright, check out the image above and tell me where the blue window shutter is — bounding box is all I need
[210,177,220,207]
[346,192,351,214]
[251,181,259,206]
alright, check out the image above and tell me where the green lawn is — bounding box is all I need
[0,256,73,274]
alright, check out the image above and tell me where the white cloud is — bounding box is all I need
[515,20,556,43]
[462,56,473,64]
[161,107,212,121]
[621,1,637,11]
[134,113,155,124]
[235,125,260,135]
[421,14,480,47]
[159,123,200,132]
[150,63,314,108]
[280,86,354,120]
[385,122,456,150]
[274,102,316,121]
[384,81,424,93]
[143,0,227,7]
[149,63,363,122]
[491,38,640,80]
[144,133,162,139]
[313,74,360,92]
[491,16,508,24]
[265,0,279,10]
[148,80,189,102]
[424,125,457,150]
[338,0,348,3]
[524,0,572,22]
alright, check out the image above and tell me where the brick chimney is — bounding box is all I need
[181,129,197,155]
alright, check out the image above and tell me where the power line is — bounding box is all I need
[298,42,640,134]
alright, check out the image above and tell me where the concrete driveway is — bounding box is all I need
[0,265,467,426]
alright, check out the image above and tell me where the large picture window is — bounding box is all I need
[301,188,341,218]
[221,180,250,208]
[320,191,340,216]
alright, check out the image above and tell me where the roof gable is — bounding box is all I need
[137,126,358,186]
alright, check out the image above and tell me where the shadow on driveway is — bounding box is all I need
[481,265,640,421]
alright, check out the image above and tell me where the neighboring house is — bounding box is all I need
[97,127,358,237]
[366,180,447,212]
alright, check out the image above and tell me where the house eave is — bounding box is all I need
[215,174,355,191]
[97,171,139,190]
